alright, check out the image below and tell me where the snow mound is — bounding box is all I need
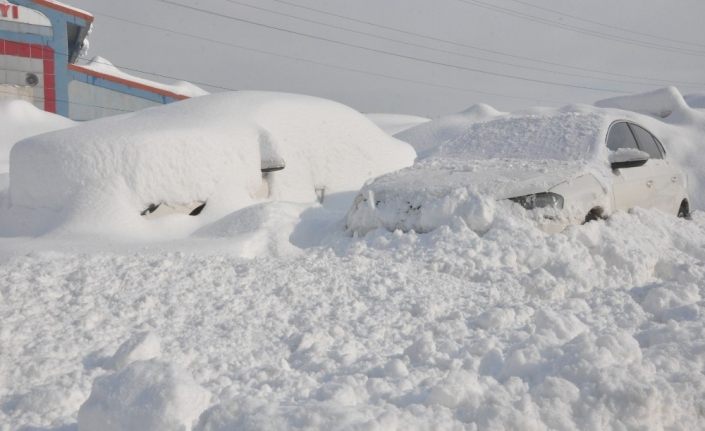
[83,56,209,98]
[365,113,430,135]
[3,92,415,238]
[396,103,505,156]
[596,86,689,119]
[0,99,75,174]
[78,359,211,431]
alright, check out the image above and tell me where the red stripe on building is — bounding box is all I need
[0,39,56,113]
[68,64,190,101]
[31,0,94,23]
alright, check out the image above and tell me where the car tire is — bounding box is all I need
[584,207,605,224]
[678,200,691,220]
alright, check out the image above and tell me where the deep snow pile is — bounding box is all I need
[0,99,75,175]
[1,92,415,238]
[1,209,705,430]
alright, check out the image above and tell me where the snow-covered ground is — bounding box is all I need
[2,88,705,430]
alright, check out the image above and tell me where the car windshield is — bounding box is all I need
[426,112,603,162]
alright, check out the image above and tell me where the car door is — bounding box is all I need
[627,123,678,214]
[607,122,656,212]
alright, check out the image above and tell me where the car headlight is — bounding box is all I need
[509,192,564,210]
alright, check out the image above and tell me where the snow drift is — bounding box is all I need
[3,91,415,238]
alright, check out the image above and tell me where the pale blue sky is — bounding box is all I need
[68,0,705,116]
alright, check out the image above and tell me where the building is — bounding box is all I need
[0,0,199,120]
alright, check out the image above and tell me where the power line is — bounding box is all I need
[271,0,705,88]
[155,0,630,94]
[92,10,562,104]
[503,0,705,50]
[218,0,672,90]
[455,0,705,57]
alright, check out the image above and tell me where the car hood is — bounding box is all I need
[346,158,592,234]
[362,158,589,200]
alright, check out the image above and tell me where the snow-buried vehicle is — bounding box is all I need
[347,106,690,234]
[4,91,415,237]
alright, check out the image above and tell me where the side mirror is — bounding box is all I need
[609,149,649,170]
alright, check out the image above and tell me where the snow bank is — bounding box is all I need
[3,209,705,429]
[0,99,75,174]
[82,56,209,98]
[78,360,211,431]
[596,86,689,118]
[365,113,430,135]
[3,91,415,238]
[396,103,505,156]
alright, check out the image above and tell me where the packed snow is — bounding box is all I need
[2,88,705,430]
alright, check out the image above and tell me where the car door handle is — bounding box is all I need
[672,176,678,183]
[646,180,654,188]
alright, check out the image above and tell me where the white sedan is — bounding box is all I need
[346,110,690,234]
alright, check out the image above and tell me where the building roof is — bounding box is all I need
[31,0,93,22]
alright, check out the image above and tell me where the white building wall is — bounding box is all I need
[68,80,160,121]
[0,54,45,110]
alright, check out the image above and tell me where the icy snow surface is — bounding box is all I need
[2,88,705,430]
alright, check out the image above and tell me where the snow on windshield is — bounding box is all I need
[423,111,606,162]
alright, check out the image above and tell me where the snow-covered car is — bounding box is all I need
[346,109,690,234]
[4,92,415,237]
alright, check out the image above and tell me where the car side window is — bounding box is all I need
[628,124,664,160]
[606,122,638,152]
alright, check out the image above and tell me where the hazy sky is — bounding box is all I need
[67,0,705,117]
